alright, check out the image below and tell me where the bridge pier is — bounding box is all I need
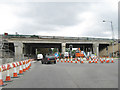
[93,43,99,57]
[23,44,27,55]
[61,43,66,54]
[14,42,24,61]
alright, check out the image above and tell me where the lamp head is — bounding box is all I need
[103,20,106,22]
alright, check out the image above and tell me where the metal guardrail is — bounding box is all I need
[0,34,116,42]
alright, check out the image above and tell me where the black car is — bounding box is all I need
[41,55,56,64]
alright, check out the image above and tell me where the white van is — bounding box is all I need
[37,54,43,61]
[64,52,69,58]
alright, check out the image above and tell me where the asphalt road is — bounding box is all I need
[3,59,118,88]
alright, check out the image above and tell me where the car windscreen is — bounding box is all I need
[46,56,55,58]
[76,50,80,53]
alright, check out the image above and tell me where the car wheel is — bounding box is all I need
[42,61,44,64]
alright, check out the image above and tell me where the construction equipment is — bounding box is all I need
[75,48,84,58]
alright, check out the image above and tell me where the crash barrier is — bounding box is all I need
[56,57,115,64]
[0,59,34,87]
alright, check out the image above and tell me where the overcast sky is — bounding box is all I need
[0,0,118,39]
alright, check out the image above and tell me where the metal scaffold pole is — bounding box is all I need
[0,35,4,65]
[0,34,15,64]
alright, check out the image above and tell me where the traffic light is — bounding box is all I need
[69,45,73,51]
[106,47,108,51]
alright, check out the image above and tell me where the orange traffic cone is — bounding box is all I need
[108,58,110,63]
[12,63,19,78]
[27,60,29,70]
[71,61,73,63]
[89,58,92,63]
[29,60,31,69]
[57,57,59,62]
[29,60,31,67]
[5,64,12,82]
[111,57,114,63]
[4,64,7,71]
[19,61,22,66]
[101,61,103,63]
[77,58,80,62]
[23,61,26,72]
[95,61,98,63]
[67,57,69,63]
[29,60,32,68]
[26,61,28,71]
[103,58,106,62]
[70,56,73,61]
[80,58,84,64]
[28,60,30,69]
[106,60,108,63]
[61,58,63,62]
[64,58,67,62]
[10,63,13,69]
[16,62,19,67]
[0,68,7,86]
[75,61,77,63]
[18,65,23,75]
[106,57,109,63]
[89,61,91,63]
[92,59,95,63]
[81,61,84,63]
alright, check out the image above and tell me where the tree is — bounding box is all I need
[72,50,76,54]
[53,48,57,53]
[37,48,49,54]
[65,48,69,52]
[49,48,53,54]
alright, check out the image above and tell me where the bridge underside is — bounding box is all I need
[23,43,61,56]
[7,42,109,59]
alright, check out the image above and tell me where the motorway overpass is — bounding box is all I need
[1,34,117,60]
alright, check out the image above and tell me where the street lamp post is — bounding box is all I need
[103,20,114,57]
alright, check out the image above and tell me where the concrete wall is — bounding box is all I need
[99,43,119,57]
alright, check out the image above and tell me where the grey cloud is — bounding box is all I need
[15,2,93,26]
[17,24,58,34]
[11,2,94,33]
[0,1,118,38]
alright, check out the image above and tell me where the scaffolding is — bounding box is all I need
[0,35,15,64]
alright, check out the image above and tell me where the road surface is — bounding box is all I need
[3,59,118,88]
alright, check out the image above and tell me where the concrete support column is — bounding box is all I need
[14,42,23,61]
[30,46,32,55]
[23,44,26,55]
[83,46,85,51]
[61,43,66,54]
[93,43,99,56]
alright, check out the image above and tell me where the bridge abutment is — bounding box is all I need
[61,43,66,54]
[14,42,24,61]
[93,43,99,57]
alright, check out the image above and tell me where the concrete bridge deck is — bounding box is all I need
[0,34,119,62]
